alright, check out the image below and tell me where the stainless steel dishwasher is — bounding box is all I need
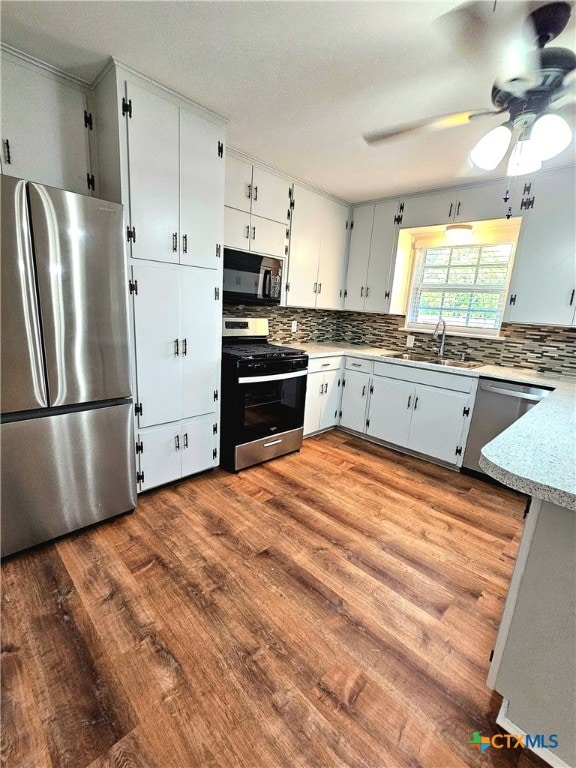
[463,377,552,475]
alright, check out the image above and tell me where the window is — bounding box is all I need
[407,242,515,333]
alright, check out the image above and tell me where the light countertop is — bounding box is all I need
[289,342,576,510]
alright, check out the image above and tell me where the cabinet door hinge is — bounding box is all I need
[286,282,290,292]
[338,410,342,418]
[366,418,370,428]
[369,384,374,394]
[216,243,222,258]
[455,446,463,456]
[384,290,390,300]
[214,389,219,402]
[342,379,346,388]
[217,141,224,158]
[215,287,220,300]
[136,470,145,484]
[135,402,143,416]
[350,220,354,230]
[399,201,404,213]
[212,448,218,460]
[84,110,93,130]
[122,97,132,118]
[509,294,517,306]
[290,198,295,210]
[523,182,532,195]
[463,406,470,417]
[520,196,535,210]
[489,649,494,662]
[213,423,218,435]
[129,279,138,295]
[86,173,95,191]
[127,226,136,243]
[135,440,144,454]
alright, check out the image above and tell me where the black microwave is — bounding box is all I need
[223,249,283,305]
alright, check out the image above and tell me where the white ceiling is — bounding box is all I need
[1,1,575,202]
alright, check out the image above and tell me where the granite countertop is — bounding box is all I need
[289,342,576,510]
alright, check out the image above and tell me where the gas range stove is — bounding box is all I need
[222,341,305,361]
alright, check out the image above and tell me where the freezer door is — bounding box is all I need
[1,403,137,557]
[27,183,131,406]
[1,176,48,412]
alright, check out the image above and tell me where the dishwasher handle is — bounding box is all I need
[479,381,549,402]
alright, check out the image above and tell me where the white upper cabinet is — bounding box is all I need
[224,154,289,258]
[505,167,576,326]
[126,81,224,268]
[225,154,252,213]
[1,53,92,195]
[126,82,181,264]
[454,179,518,222]
[251,165,292,224]
[287,185,350,310]
[344,199,399,313]
[180,110,225,269]
[400,189,455,228]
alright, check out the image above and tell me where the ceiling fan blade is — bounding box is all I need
[363,109,503,145]
[435,1,540,96]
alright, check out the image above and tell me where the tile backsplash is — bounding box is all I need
[223,306,576,376]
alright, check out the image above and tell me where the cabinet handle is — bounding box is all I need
[183,433,188,449]
[175,434,180,451]
[456,201,461,217]
[351,363,361,367]
[182,338,187,356]
[174,339,180,357]
[182,234,188,254]
[324,383,328,394]
[320,382,324,395]
[317,283,322,294]
[172,232,178,252]
[246,183,252,199]
[253,185,258,201]
[251,226,256,240]
[360,287,364,297]
[245,225,250,239]
[365,286,370,298]
[448,203,453,218]
[414,396,419,410]
[407,395,412,409]
[321,363,330,367]
[361,385,366,397]
[313,282,318,293]
[3,139,11,164]
[570,289,575,307]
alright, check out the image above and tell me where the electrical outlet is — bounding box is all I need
[406,335,415,348]
[291,320,298,333]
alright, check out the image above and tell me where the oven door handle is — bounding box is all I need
[238,369,308,384]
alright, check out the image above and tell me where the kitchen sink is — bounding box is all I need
[384,352,435,361]
[384,352,482,368]
[427,358,483,368]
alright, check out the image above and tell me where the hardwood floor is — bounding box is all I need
[1,430,549,768]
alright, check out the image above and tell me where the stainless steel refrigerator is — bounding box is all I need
[1,176,137,557]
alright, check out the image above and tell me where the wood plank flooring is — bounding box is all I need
[2,430,549,768]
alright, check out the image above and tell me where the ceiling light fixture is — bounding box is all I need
[445,223,474,243]
[471,111,574,176]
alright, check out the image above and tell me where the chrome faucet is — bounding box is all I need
[432,319,447,358]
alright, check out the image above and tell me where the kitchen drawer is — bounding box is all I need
[345,357,374,374]
[373,361,474,393]
[308,356,342,374]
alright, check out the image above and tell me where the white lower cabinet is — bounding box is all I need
[304,357,342,436]
[137,414,218,491]
[338,358,475,467]
[339,364,372,433]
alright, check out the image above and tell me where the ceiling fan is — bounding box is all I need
[364,1,576,175]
